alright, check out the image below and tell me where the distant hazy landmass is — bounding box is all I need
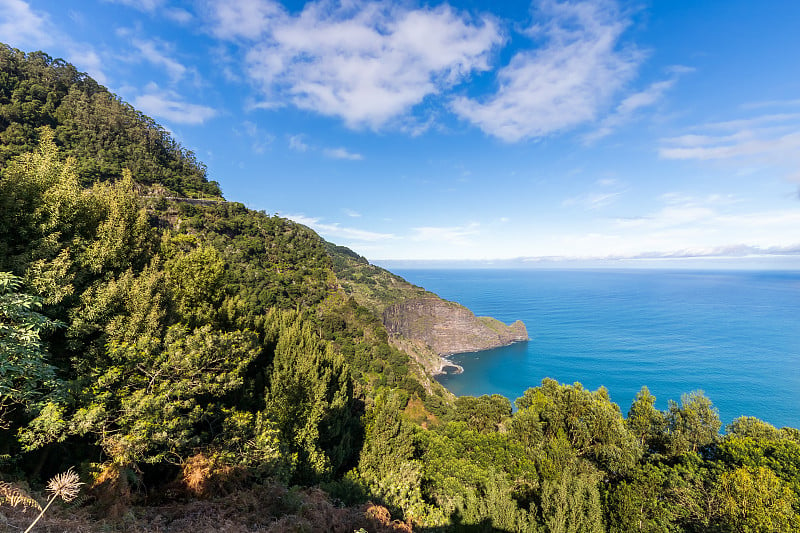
[377,253,800,271]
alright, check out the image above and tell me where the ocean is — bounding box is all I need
[391,268,800,429]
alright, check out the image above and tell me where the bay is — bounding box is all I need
[391,268,800,429]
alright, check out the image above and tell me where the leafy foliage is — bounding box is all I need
[0,272,62,427]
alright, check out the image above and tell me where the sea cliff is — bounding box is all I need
[382,297,528,374]
[325,243,528,376]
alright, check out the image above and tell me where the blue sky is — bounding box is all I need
[3,0,800,264]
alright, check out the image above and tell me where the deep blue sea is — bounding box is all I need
[391,269,800,430]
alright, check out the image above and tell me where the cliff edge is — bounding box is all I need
[383,297,528,357]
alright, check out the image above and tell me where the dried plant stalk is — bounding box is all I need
[23,468,84,533]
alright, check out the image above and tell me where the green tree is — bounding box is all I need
[0,272,62,428]
[264,311,362,483]
[451,394,512,433]
[355,392,429,523]
[536,433,604,533]
[716,466,798,532]
[60,324,260,465]
[666,391,721,455]
[725,416,782,441]
[626,386,666,453]
[514,379,641,476]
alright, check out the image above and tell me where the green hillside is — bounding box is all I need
[1,47,798,532]
[0,44,219,198]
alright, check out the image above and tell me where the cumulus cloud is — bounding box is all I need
[133,83,217,125]
[204,0,283,40]
[0,0,53,48]
[204,0,502,129]
[452,0,641,141]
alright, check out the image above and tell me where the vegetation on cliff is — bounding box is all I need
[1,47,799,532]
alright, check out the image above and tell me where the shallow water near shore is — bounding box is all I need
[393,268,800,429]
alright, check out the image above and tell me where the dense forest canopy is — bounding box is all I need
[0,44,219,198]
[1,45,798,532]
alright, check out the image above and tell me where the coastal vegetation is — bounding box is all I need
[1,45,799,531]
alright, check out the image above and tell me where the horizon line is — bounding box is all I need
[373,254,800,270]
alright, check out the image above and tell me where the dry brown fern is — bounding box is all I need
[0,481,42,511]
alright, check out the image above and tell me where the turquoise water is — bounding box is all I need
[391,269,800,429]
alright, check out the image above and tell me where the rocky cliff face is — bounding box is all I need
[326,246,529,377]
[383,297,528,358]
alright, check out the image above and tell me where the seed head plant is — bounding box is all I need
[13,468,84,533]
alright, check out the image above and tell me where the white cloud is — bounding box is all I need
[741,98,800,110]
[0,0,53,48]
[659,112,800,171]
[164,8,193,24]
[66,44,108,85]
[452,0,641,141]
[343,208,362,218]
[323,147,363,160]
[206,0,501,129]
[239,120,274,153]
[132,38,188,83]
[288,134,309,152]
[563,176,626,209]
[133,83,217,125]
[411,223,480,245]
[613,193,738,231]
[106,0,165,12]
[107,1,192,23]
[0,1,110,84]
[204,0,282,40]
[563,191,622,210]
[590,192,800,261]
[585,78,676,142]
[286,214,394,242]
[616,79,675,116]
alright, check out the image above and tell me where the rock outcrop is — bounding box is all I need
[383,297,528,363]
[326,245,529,377]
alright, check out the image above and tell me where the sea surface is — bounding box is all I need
[391,269,800,429]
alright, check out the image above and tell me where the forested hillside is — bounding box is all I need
[1,46,799,532]
[0,45,218,197]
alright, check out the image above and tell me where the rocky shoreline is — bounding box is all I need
[438,338,530,375]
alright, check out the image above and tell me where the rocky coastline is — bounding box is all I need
[382,297,529,376]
